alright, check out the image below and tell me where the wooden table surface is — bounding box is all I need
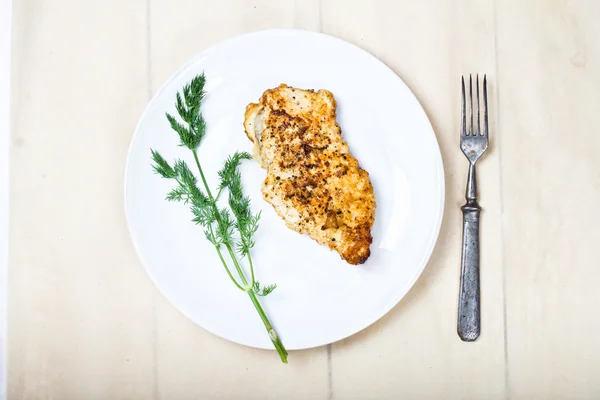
[8,0,600,399]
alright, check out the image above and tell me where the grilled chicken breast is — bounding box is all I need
[244,84,376,265]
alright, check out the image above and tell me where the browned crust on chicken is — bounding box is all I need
[244,84,376,265]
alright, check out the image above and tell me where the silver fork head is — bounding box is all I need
[461,74,489,163]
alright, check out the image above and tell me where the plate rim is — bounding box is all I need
[124,28,446,350]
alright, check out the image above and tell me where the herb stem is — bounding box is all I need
[247,290,288,363]
[210,226,246,291]
[225,246,249,285]
[247,251,256,287]
[193,151,214,199]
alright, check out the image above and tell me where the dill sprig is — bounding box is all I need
[150,74,288,363]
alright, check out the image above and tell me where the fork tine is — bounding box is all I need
[469,74,473,136]
[476,75,481,136]
[461,76,466,137]
[483,75,488,137]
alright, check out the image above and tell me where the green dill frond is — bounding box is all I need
[166,112,198,149]
[165,74,207,150]
[235,205,260,237]
[253,281,277,296]
[204,228,217,246]
[151,149,177,179]
[173,159,197,189]
[183,74,206,113]
[236,236,256,257]
[191,204,211,226]
[246,211,261,237]
[175,93,189,122]
[218,151,252,190]
[215,209,234,245]
[166,187,186,202]
[215,150,262,261]
[189,185,211,208]
[217,151,258,245]
[166,112,186,134]
[261,283,277,296]
[229,196,250,220]
[192,113,206,144]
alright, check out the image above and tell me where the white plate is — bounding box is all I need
[125,29,444,350]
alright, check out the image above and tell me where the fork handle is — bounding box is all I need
[458,163,481,341]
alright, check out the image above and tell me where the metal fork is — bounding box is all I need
[458,74,489,342]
